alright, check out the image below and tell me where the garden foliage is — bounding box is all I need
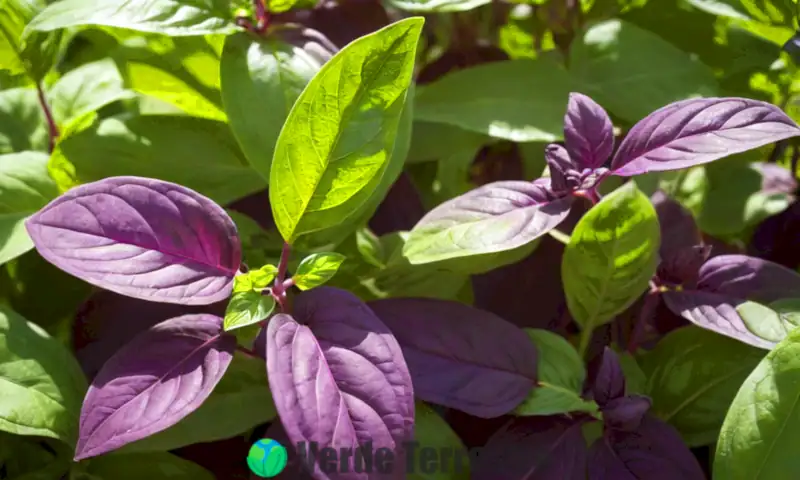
[2,0,800,479]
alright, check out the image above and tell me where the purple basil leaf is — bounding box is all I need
[592,415,705,480]
[661,290,776,349]
[697,254,800,303]
[545,144,578,193]
[564,92,615,169]
[601,395,651,432]
[74,314,235,460]
[26,176,241,305]
[610,97,800,176]
[265,287,414,480]
[651,190,702,260]
[367,298,538,418]
[753,162,798,195]
[590,348,625,406]
[402,180,573,264]
[472,416,588,479]
[656,245,711,288]
[588,439,637,480]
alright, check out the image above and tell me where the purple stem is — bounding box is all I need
[36,84,58,152]
[271,242,292,313]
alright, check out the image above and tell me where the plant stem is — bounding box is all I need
[577,327,592,359]
[253,0,269,33]
[36,83,58,152]
[276,242,291,285]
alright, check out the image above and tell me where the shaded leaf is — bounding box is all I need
[81,451,214,479]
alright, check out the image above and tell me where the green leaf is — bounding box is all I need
[715,327,800,479]
[269,17,424,243]
[293,252,346,290]
[413,57,575,142]
[249,264,278,290]
[640,326,764,447]
[0,151,58,265]
[266,0,317,13]
[409,401,470,480]
[120,353,276,453]
[220,30,324,181]
[618,351,647,396]
[47,58,134,127]
[515,329,599,416]
[223,291,276,331]
[385,0,491,13]
[570,19,718,123]
[406,121,489,164]
[80,452,214,479]
[0,0,65,82]
[0,305,86,444]
[26,0,239,37]
[562,182,660,333]
[0,87,48,154]
[0,435,70,479]
[58,114,266,205]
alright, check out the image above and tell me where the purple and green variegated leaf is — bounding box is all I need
[610,97,800,176]
[601,395,651,432]
[697,254,800,303]
[661,290,778,349]
[74,314,235,461]
[590,416,705,480]
[25,176,242,305]
[472,416,588,480]
[563,92,615,169]
[402,180,573,264]
[545,144,579,193]
[367,298,537,418]
[589,348,625,407]
[265,287,414,480]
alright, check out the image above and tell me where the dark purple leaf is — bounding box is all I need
[651,190,702,259]
[367,298,537,418]
[564,92,615,169]
[601,395,651,432]
[265,287,414,480]
[587,439,637,480]
[591,416,705,480]
[26,176,241,305]
[368,172,426,236]
[472,416,588,480]
[590,348,625,406]
[610,97,800,176]
[752,162,798,195]
[698,254,800,303]
[656,245,711,288]
[661,290,775,349]
[748,199,800,269]
[546,144,578,193]
[74,314,235,460]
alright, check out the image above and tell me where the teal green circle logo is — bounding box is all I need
[247,438,288,478]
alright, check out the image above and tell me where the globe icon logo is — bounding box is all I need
[247,438,288,478]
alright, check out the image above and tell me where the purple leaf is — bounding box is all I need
[601,395,651,432]
[472,416,588,479]
[753,162,798,195]
[75,314,235,460]
[651,190,702,260]
[590,348,625,406]
[610,97,800,176]
[367,298,537,418]
[590,416,705,480]
[266,287,414,480]
[26,176,241,305]
[656,245,711,288]
[564,92,615,169]
[661,290,775,349]
[697,254,800,303]
[546,144,579,193]
[402,180,573,264]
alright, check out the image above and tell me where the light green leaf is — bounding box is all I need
[266,0,317,13]
[413,57,575,142]
[715,327,800,479]
[0,151,58,265]
[385,0,491,13]
[293,252,346,290]
[0,87,48,154]
[515,329,598,416]
[685,0,752,21]
[58,114,266,205]
[81,452,214,479]
[562,182,660,334]
[26,0,238,37]
[269,17,424,243]
[120,353,276,453]
[409,401,470,480]
[0,0,64,81]
[48,58,134,127]
[220,30,325,181]
[223,291,276,331]
[249,264,278,290]
[570,19,718,123]
[640,326,764,447]
[0,305,86,444]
